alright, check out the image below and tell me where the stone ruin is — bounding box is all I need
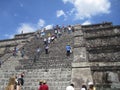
[73,22,120,90]
[0,22,120,90]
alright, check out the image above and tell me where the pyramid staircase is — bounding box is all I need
[0,29,74,90]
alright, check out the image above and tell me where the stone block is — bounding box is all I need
[73,47,87,62]
[74,37,85,47]
[74,30,83,36]
[71,68,93,90]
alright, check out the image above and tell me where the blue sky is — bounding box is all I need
[0,0,120,40]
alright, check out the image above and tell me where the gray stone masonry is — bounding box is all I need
[0,28,74,90]
[0,22,120,90]
[71,28,93,90]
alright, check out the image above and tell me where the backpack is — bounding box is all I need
[18,78,24,86]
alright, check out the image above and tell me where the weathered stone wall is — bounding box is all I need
[86,36,120,47]
[88,52,120,62]
[1,22,120,90]
[72,22,120,90]
[83,24,120,89]
[84,26,120,39]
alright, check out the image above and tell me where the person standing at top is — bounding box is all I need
[68,25,72,34]
[43,38,48,46]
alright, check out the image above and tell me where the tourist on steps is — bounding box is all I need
[38,80,43,90]
[45,45,49,54]
[66,44,71,56]
[21,47,25,58]
[13,46,17,57]
[36,46,41,58]
[5,75,16,90]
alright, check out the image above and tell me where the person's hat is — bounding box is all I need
[88,82,93,85]
[82,83,86,85]
[67,43,70,45]
[39,80,43,83]
[70,83,74,87]
[43,80,46,83]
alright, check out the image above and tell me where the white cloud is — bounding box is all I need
[82,21,92,25]
[19,2,23,7]
[67,8,75,16]
[62,0,72,4]
[4,18,47,39]
[56,10,67,20]
[17,23,36,34]
[4,34,14,39]
[45,25,53,30]
[62,0,111,20]
[37,19,45,28]
[20,4,23,7]
[56,10,65,17]
[56,10,65,18]
[16,19,46,34]
[14,13,18,17]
